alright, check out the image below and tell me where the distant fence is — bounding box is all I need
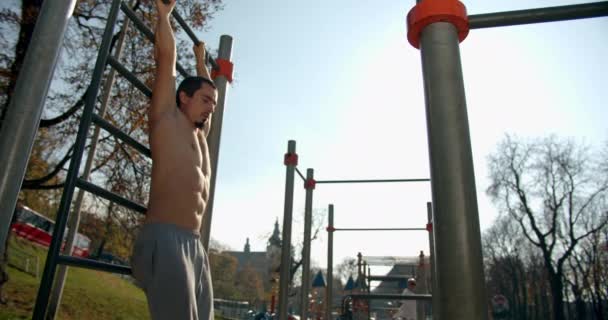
[8,246,39,278]
[214,298,251,320]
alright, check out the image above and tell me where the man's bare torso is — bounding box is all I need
[146,110,210,232]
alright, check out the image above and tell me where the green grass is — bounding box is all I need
[2,237,149,320]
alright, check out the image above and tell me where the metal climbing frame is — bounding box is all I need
[0,0,236,318]
[278,3,608,319]
[325,205,435,320]
[278,141,432,320]
[406,1,608,319]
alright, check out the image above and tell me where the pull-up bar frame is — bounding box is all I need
[286,152,431,318]
[348,293,432,301]
[316,178,429,184]
[333,227,426,231]
[468,1,608,29]
[368,275,414,282]
[280,141,435,320]
[405,1,608,319]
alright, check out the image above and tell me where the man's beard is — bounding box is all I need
[195,119,206,129]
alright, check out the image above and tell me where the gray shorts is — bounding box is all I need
[130,223,214,320]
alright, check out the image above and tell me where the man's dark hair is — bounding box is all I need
[175,76,216,108]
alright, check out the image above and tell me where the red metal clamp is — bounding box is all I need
[304,178,316,190]
[426,222,433,232]
[211,58,234,83]
[326,226,335,232]
[284,153,298,166]
[406,0,469,49]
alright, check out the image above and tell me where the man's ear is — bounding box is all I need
[178,91,189,107]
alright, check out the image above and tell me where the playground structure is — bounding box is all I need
[343,252,434,319]
[278,141,434,320]
[0,0,606,319]
[0,0,234,318]
[351,254,433,320]
[273,2,608,320]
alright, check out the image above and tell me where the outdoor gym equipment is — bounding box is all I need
[274,2,608,319]
[0,0,233,318]
[278,140,432,320]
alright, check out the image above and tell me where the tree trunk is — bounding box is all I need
[521,270,528,320]
[571,284,586,320]
[549,273,565,320]
[511,267,521,320]
[534,286,540,320]
[541,285,552,320]
[591,263,605,320]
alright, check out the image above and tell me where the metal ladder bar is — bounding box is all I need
[171,10,219,70]
[91,113,151,158]
[106,56,152,98]
[32,0,123,317]
[75,179,147,214]
[57,255,132,275]
[119,2,190,77]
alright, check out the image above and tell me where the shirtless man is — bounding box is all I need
[130,0,217,319]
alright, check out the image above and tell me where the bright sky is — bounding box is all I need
[196,0,608,277]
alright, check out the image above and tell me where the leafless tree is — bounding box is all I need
[335,257,357,285]
[486,135,608,320]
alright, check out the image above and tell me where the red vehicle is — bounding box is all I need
[10,204,91,258]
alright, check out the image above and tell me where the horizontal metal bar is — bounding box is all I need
[76,178,147,214]
[348,293,432,301]
[171,10,219,70]
[334,227,427,231]
[172,10,200,44]
[92,114,151,158]
[57,255,132,275]
[295,167,306,181]
[368,275,413,282]
[316,178,430,184]
[120,2,153,40]
[363,256,421,266]
[120,2,189,77]
[106,56,152,98]
[469,1,608,29]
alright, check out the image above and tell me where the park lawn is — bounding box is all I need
[2,237,149,320]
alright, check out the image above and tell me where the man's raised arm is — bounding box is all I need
[149,0,177,125]
[194,42,214,138]
[194,42,211,80]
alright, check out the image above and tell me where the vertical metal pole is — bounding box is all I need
[278,140,296,320]
[357,252,362,289]
[362,261,366,294]
[427,202,438,319]
[419,22,488,319]
[325,204,334,320]
[363,261,372,320]
[416,251,425,320]
[201,35,233,250]
[31,1,122,318]
[0,0,77,259]
[367,265,371,294]
[46,15,133,319]
[300,169,314,320]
